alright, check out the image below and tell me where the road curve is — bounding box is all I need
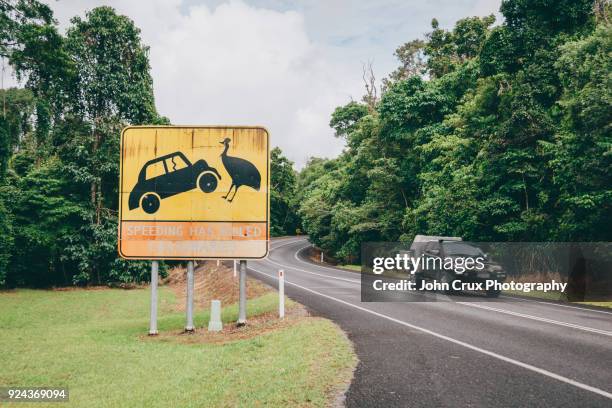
[248,237,612,408]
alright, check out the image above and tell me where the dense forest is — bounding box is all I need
[0,1,297,287]
[297,0,611,263]
[0,0,610,286]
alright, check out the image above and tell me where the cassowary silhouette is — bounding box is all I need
[220,138,261,202]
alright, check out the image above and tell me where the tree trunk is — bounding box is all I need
[91,125,101,225]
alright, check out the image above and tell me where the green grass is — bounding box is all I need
[0,288,356,407]
[503,289,565,301]
[577,301,612,309]
[503,290,612,309]
[338,264,361,272]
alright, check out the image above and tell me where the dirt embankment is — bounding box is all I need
[163,260,270,311]
[154,260,311,345]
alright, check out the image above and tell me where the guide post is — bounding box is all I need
[279,269,285,319]
[149,261,158,335]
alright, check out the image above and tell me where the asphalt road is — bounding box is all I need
[248,237,612,408]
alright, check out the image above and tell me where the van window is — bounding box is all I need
[424,242,438,252]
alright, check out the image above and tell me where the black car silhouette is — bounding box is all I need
[128,151,221,214]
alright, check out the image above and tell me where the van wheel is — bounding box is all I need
[439,270,457,295]
[414,275,424,291]
[486,289,501,298]
[141,193,160,214]
[198,172,218,193]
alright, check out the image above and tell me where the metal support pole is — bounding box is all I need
[279,269,285,319]
[237,260,247,326]
[149,261,159,335]
[185,261,195,332]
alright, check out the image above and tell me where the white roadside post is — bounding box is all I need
[149,261,159,335]
[233,260,237,278]
[237,260,247,326]
[321,251,324,263]
[208,300,223,332]
[185,261,195,332]
[217,260,220,267]
[278,269,285,319]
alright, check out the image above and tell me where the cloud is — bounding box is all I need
[148,1,352,167]
[7,0,503,167]
[41,0,353,167]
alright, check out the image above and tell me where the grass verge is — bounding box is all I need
[502,289,564,301]
[0,286,356,407]
[576,301,612,309]
[338,265,361,272]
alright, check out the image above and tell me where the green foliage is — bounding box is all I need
[270,147,300,236]
[5,157,85,286]
[0,192,12,285]
[501,0,595,34]
[387,39,426,83]
[299,1,610,263]
[0,88,34,177]
[0,0,609,282]
[0,4,162,287]
[545,24,612,240]
[65,6,157,123]
[425,15,495,78]
[329,101,369,139]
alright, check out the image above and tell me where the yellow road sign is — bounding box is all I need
[118,126,269,259]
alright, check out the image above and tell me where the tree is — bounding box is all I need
[424,15,495,78]
[1,6,165,287]
[5,156,84,286]
[0,189,12,285]
[270,147,300,236]
[545,24,612,240]
[387,39,426,83]
[0,88,34,177]
[41,6,166,284]
[299,0,609,264]
[65,6,159,223]
[329,101,369,141]
[2,0,72,150]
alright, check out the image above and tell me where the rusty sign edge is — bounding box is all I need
[117,125,270,260]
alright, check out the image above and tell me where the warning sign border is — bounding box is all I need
[118,125,270,260]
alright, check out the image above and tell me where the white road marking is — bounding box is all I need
[270,237,307,250]
[293,244,360,276]
[247,264,612,401]
[279,240,612,319]
[500,295,612,316]
[458,302,612,337]
[264,256,361,284]
[270,239,612,334]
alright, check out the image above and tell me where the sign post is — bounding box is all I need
[149,261,159,335]
[118,126,270,332]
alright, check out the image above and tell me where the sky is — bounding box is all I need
[12,0,502,167]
